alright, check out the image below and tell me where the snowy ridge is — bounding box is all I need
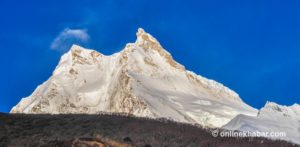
[258,101,300,120]
[223,101,300,144]
[11,28,257,127]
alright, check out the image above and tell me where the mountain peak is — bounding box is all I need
[135,28,162,50]
[263,101,300,110]
[70,44,85,51]
[263,101,279,108]
[258,101,300,119]
[11,28,257,128]
[261,101,294,113]
[136,28,146,36]
[134,28,185,70]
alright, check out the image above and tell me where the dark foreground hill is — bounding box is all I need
[0,113,297,147]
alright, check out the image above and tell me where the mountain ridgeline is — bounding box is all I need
[10,28,300,145]
[11,28,257,128]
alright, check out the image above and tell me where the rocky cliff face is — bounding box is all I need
[11,28,257,127]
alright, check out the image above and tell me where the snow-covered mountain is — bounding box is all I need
[11,28,257,127]
[223,101,300,144]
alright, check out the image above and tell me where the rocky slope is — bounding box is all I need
[0,113,296,147]
[11,28,257,127]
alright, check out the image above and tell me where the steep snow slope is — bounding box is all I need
[11,28,257,127]
[223,102,300,144]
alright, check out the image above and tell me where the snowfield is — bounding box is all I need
[223,102,300,144]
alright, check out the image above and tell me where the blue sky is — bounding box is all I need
[0,0,299,112]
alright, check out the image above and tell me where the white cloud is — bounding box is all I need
[50,28,89,52]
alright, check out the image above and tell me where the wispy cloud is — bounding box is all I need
[50,28,89,52]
